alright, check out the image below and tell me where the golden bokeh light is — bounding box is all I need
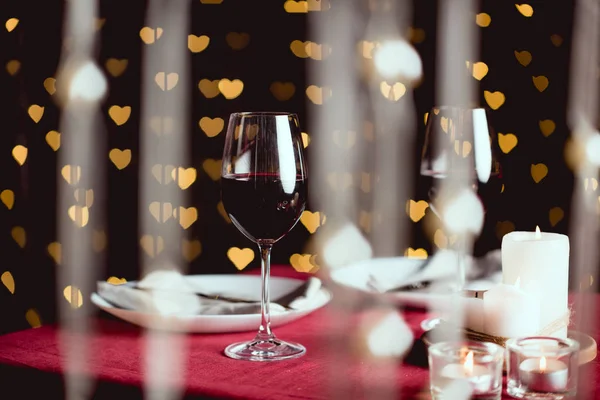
[484,90,506,110]
[202,159,222,181]
[404,248,428,259]
[6,60,20,75]
[1,190,15,210]
[515,4,534,17]
[105,58,128,77]
[300,210,325,234]
[531,163,549,183]
[11,227,26,248]
[539,119,556,137]
[188,35,210,53]
[107,277,127,285]
[199,117,224,137]
[154,72,179,91]
[498,133,518,154]
[406,200,429,223]
[140,235,165,258]
[225,32,250,50]
[5,18,19,32]
[45,130,61,151]
[1,271,15,294]
[182,239,202,262]
[12,145,28,166]
[475,13,491,27]
[514,50,532,66]
[25,309,42,328]
[227,247,255,270]
[109,149,132,170]
[108,105,131,126]
[47,242,62,264]
[63,286,83,308]
[218,79,244,99]
[43,78,56,95]
[139,27,163,44]
[289,253,319,273]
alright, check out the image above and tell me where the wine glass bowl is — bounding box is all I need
[221,112,308,361]
[421,106,500,184]
[421,106,462,179]
[421,106,501,220]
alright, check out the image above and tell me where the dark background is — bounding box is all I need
[0,0,590,334]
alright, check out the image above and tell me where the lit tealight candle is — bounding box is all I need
[440,351,492,393]
[519,356,569,392]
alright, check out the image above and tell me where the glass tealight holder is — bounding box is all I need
[428,341,504,400]
[506,337,579,399]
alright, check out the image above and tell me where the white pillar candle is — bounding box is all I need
[463,298,484,332]
[502,227,570,338]
[483,282,540,337]
[519,357,568,392]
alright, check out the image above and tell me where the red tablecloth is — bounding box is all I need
[0,266,598,400]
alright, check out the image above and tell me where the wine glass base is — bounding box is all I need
[224,338,306,362]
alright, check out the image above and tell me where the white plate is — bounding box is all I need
[91,275,331,333]
[329,257,499,309]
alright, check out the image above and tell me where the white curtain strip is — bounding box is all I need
[436,0,477,109]
[568,0,600,125]
[139,1,191,399]
[308,1,366,398]
[567,0,600,394]
[431,0,479,345]
[365,77,407,399]
[364,2,416,394]
[56,0,104,399]
[310,0,420,397]
[309,3,361,218]
[367,1,414,259]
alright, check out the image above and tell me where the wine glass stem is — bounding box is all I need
[256,243,274,340]
[456,235,467,291]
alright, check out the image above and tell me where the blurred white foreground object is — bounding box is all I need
[364,310,414,358]
[320,222,373,269]
[68,60,107,102]
[442,189,485,235]
[374,39,423,83]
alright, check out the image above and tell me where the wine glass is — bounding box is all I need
[221,112,308,361]
[419,106,501,329]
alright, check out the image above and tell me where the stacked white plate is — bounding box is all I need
[91,274,332,333]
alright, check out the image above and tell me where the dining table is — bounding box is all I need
[0,265,599,399]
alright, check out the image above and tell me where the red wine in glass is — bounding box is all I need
[222,173,307,242]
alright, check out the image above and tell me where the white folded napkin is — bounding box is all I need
[97,270,322,316]
[369,249,502,293]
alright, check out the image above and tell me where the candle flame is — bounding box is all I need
[540,356,547,371]
[464,351,474,376]
[515,277,521,289]
[535,225,542,239]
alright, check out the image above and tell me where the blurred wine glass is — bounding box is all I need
[419,106,501,329]
[421,106,501,219]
